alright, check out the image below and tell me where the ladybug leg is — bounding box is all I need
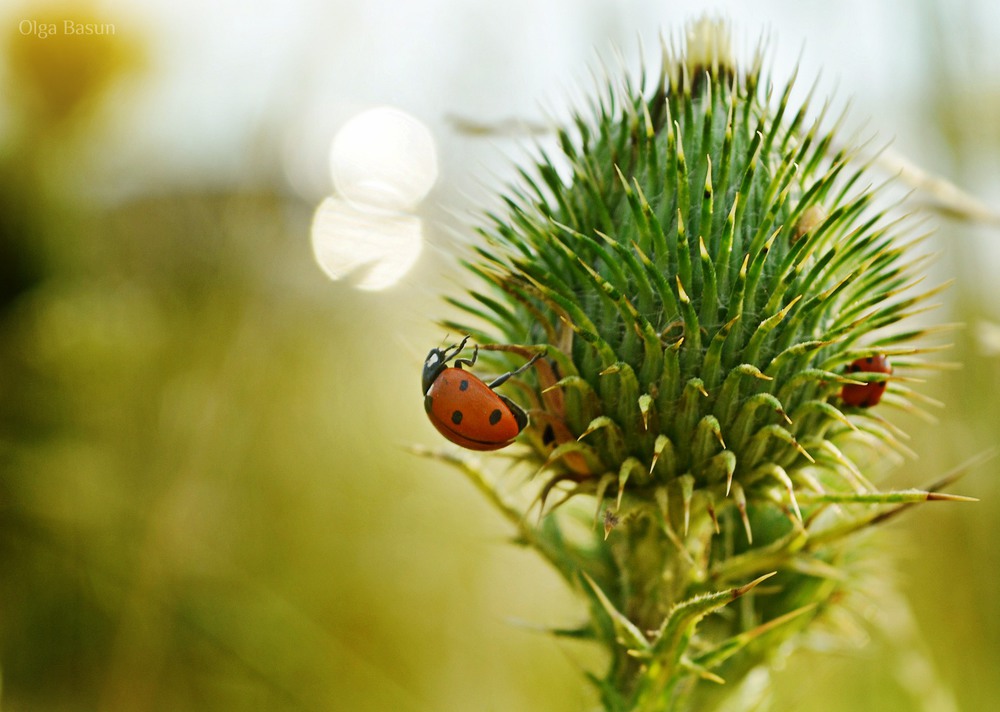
[443,334,472,362]
[486,351,543,389]
[454,344,479,370]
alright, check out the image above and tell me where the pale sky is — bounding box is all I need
[7,0,1000,285]
[66,0,968,197]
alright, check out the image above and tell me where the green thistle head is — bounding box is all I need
[450,18,939,521]
[432,17,963,711]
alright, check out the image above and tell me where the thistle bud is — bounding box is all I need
[433,18,963,710]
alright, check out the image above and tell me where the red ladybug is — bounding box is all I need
[423,336,541,451]
[841,354,891,408]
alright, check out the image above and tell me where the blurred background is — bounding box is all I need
[1,0,998,710]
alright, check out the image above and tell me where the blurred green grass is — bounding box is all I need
[2,3,1000,711]
[0,186,597,711]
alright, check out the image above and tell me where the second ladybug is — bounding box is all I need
[841,354,892,408]
[423,336,542,451]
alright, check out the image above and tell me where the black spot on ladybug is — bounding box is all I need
[489,409,502,425]
[459,379,469,391]
[451,410,463,425]
[542,424,556,446]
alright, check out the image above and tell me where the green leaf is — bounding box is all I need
[633,573,777,705]
[581,572,652,655]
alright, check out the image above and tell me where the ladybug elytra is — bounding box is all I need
[423,336,541,451]
[841,354,891,408]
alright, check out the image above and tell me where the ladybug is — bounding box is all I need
[423,336,542,451]
[841,354,891,408]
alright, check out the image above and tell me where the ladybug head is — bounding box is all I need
[422,335,472,394]
[422,346,450,394]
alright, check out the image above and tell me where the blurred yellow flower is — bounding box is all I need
[4,3,143,126]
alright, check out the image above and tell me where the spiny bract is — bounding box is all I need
[438,18,954,712]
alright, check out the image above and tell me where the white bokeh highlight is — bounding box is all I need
[311,197,423,291]
[311,107,437,291]
[330,107,438,211]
